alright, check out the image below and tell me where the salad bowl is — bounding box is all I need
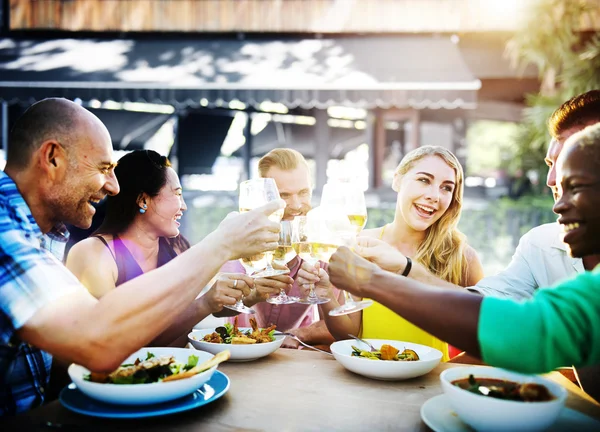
[189,325,285,362]
[68,347,220,405]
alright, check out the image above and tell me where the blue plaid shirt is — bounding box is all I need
[0,171,81,415]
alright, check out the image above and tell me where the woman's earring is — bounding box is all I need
[139,204,147,214]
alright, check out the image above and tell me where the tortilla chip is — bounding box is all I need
[162,350,230,382]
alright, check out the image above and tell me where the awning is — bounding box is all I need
[87,108,171,150]
[234,122,367,160]
[0,104,171,151]
[0,36,480,110]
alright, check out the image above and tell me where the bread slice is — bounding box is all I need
[231,336,257,345]
[162,350,231,382]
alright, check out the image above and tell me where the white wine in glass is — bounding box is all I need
[292,216,332,305]
[238,178,287,279]
[321,183,368,235]
[267,220,297,305]
[273,245,296,265]
[347,214,368,233]
[326,185,373,316]
[240,253,268,275]
[292,242,339,264]
[225,178,285,315]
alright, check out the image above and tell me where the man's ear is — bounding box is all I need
[37,140,69,180]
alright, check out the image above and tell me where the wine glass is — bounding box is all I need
[224,178,284,314]
[324,185,373,316]
[239,178,287,279]
[321,183,368,234]
[267,220,298,305]
[292,216,333,305]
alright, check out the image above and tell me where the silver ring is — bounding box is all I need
[233,279,238,288]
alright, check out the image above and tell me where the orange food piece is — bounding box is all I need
[380,344,399,360]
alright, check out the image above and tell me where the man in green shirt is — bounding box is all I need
[328,122,600,375]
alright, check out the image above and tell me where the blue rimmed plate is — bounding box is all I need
[59,370,230,418]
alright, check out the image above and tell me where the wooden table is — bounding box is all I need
[5,349,600,431]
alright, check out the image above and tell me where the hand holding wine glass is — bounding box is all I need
[216,200,283,261]
[320,183,373,316]
[266,220,298,304]
[225,178,286,314]
[291,215,334,305]
[239,178,288,278]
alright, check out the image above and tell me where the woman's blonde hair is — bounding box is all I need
[393,146,467,285]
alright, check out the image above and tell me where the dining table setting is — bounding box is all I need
[3,345,600,432]
[4,179,600,431]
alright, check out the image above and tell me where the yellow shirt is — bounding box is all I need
[360,225,450,362]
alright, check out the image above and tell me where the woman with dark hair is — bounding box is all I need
[67,150,252,347]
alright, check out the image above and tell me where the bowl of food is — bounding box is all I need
[68,347,229,405]
[440,366,567,432]
[330,339,442,380]
[189,317,285,362]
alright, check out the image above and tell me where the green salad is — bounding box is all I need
[84,352,200,384]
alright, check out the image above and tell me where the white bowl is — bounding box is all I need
[440,366,567,432]
[330,339,442,380]
[188,328,285,362]
[68,347,218,405]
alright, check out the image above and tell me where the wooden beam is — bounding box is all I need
[242,113,252,181]
[314,109,329,193]
[371,109,385,190]
[409,109,421,152]
[10,0,600,32]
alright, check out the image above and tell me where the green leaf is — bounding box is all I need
[145,352,155,360]
[112,375,140,385]
[184,355,199,371]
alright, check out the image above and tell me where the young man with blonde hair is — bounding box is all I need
[225,148,341,349]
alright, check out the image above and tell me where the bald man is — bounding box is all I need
[0,98,283,415]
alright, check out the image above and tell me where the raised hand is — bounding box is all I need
[328,246,378,298]
[247,272,294,305]
[296,260,334,299]
[217,200,285,260]
[355,236,408,274]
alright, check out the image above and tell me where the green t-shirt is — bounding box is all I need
[479,267,600,374]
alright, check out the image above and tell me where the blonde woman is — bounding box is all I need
[298,146,484,361]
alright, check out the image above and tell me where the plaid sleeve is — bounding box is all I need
[0,208,83,332]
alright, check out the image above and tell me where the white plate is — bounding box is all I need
[330,339,442,381]
[188,328,285,362]
[421,394,600,432]
[68,347,218,405]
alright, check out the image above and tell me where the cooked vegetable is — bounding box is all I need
[84,352,225,385]
[350,344,420,361]
[380,344,399,360]
[199,317,277,345]
[452,375,554,402]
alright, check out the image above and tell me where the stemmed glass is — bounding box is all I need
[292,216,333,305]
[239,178,287,278]
[322,184,374,316]
[267,220,298,305]
[224,178,285,314]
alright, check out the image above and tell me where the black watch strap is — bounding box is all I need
[401,257,412,277]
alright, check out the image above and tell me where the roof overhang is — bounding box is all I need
[0,36,480,110]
